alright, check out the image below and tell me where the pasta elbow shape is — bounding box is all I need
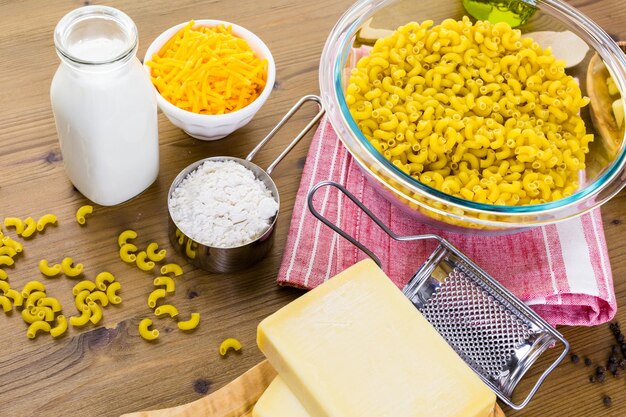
[0,295,12,313]
[5,289,23,307]
[70,306,92,327]
[61,257,83,277]
[76,205,93,225]
[0,256,14,267]
[89,302,103,324]
[177,313,200,331]
[146,242,167,262]
[139,318,159,341]
[4,217,24,235]
[118,229,137,247]
[27,321,51,339]
[95,272,115,291]
[2,236,22,253]
[86,291,109,307]
[21,217,37,238]
[135,251,155,271]
[160,263,183,277]
[22,281,46,299]
[119,243,138,263]
[147,289,166,309]
[106,282,122,305]
[39,259,62,277]
[50,315,68,338]
[72,280,95,296]
[154,304,178,318]
[153,276,175,293]
[36,214,57,232]
[219,338,242,356]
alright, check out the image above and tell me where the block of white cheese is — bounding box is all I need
[253,376,310,417]
[257,259,496,417]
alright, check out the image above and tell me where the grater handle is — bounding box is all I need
[307,181,444,268]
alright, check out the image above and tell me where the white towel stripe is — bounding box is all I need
[324,145,350,282]
[590,212,612,302]
[556,217,599,297]
[541,226,561,304]
[303,132,342,287]
[284,118,329,281]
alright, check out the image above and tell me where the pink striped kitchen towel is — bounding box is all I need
[277,116,617,327]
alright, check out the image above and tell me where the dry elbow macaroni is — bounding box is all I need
[139,318,159,341]
[153,276,175,293]
[36,214,57,232]
[346,18,593,206]
[160,263,183,277]
[154,304,178,317]
[119,243,138,263]
[76,205,93,225]
[39,259,62,277]
[146,242,167,262]
[61,257,83,277]
[106,282,122,305]
[21,217,37,238]
[219,338,242,356]
[95,272,115,291]
[118,230,137,247]
[177,313,200,331]
[136,251,155,271]
[4,217,24,235]
[147,289,166,308]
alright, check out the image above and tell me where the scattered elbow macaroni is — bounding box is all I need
[135,251,155,271]
[146,242,167,262]
[21,217,37,238]
[36,214,57,232]
[346,18,593,206]
[219,337,242,356]
[4,217,24,235]
[153,276,175,293]
[147,289,166,309]
[2,236,22,253]
[177,313,200,331]
[118,230,137,247]
[75,205,93,225]
[95,271,115,291]
[119,243,138,263]
[154,304,178,317]
[160,263,183,277]
[39,259,62,277]
[138,318,159,341]
[61,257,83,277]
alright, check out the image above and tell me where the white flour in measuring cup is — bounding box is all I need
[169,160,279,248]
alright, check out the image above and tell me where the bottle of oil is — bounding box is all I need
[462,0,537,27]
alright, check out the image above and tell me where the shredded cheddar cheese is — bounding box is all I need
[147,21,268,115]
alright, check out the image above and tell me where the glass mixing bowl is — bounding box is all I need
[319,0,626,233]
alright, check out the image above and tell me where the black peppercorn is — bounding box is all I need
[597,366,606,375]
[585,357,593,366]
[613,345,620,355]
[597,373,606,383]
[618,334,624,343]
[608,363,617,374]
[614,369,621,378]
[589,375,597,383]
[603,395,612,407]
[571,354,580,364]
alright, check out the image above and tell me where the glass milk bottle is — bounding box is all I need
[50,5,158,206]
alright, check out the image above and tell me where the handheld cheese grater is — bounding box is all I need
[307,181,569,411]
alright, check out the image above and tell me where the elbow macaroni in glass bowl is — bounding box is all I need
[319,0,626,234]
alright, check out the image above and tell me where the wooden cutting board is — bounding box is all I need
[120,361,506,417]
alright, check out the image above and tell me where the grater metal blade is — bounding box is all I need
[307,180,570,411]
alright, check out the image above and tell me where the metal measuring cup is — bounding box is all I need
[167,95,325,273]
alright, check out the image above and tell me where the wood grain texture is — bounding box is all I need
[0,1,624,416]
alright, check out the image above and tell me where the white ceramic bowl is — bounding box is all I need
[144,19,276,141]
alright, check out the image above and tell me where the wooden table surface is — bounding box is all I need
[1,0,626,416]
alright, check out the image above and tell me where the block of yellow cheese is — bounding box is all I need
[253,376,310,417]
[257,259,496,417]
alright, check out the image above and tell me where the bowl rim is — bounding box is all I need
[319,0,626,222]
[143,19,276,122]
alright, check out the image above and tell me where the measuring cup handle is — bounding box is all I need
[246,95,325,175]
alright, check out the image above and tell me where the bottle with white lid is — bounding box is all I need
[50,5,158,206]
